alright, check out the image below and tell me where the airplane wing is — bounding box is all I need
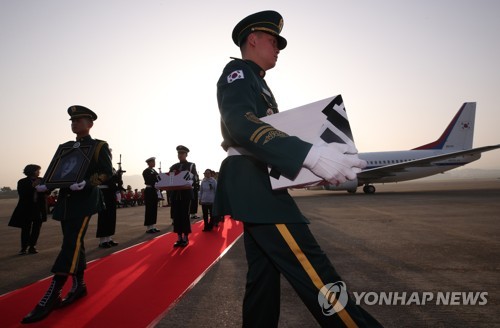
[358,144,500,181]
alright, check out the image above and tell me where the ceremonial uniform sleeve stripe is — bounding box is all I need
[275,224,358,328]
[251,126,275,144]
[70,216,91,274]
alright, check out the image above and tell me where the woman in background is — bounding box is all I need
[199,169,217,231]
[8,164,47,255]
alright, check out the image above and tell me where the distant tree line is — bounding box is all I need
[0,187,17,199]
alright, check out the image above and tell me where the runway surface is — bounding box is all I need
[1,179,499,327]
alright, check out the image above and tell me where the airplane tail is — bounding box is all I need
[413,102,476,151]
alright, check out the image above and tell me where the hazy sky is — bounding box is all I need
[1,0,499,189]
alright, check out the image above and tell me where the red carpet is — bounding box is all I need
[0,218,243,328]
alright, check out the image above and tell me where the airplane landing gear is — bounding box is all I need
[363,184,376,194]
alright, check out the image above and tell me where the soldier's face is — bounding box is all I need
[177,151,187,162]
[71,117,93,136]
[253,32,279,70]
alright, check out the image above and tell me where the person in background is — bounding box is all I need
[214,11,382,327]
[8,164,47,255]
[189,174,200,220]
[199,168,217,231]
[209,170,223,227]
[22,105,112,323]
[47,190,58,213]
[169,145,197,247]
[96,150,122,248]
[143,157,160,233]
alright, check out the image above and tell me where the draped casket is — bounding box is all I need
[155,170,193,190]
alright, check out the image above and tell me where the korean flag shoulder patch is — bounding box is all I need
[227,70,244,83]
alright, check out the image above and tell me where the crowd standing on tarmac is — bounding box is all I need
[22,105,113,324]
[8,164,47,255]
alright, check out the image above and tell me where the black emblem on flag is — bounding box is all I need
[269,167,281,180]
[270,94,355,182]
[320,95,354,143]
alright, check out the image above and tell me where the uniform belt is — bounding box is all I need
[98,185,109,189]
[227,147,253,157]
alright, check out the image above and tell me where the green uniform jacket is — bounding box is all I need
[52,136,113,221]
[214,58,312,224]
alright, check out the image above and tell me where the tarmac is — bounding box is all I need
[1,179,499,327]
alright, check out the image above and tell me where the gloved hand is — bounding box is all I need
[303,143,367,184]
[35,185,48,192]
[69,180,86,191]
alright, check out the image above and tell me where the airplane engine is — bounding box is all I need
[323,178,359,193]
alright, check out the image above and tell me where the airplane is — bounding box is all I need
[321,102,500,193]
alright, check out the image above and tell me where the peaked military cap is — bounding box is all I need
[145,157,156,163]
[176,145,190,153]
[232,10,287,50]
[68,105,98,121]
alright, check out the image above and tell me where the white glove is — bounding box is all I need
[35,185,48,192]
[70,180,86,191]
[303,143,367,184]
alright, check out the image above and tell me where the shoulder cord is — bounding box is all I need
[93,141,106,163]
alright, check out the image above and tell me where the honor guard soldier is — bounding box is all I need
[169,145,198,247]
[143,157,160,233]
[22,105,113,324]
[96,149,123,248]
[213,11,383,327]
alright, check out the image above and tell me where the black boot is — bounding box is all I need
[22,275,67,324]
[181,234,189,247]
[173,234,184,247]
[60,272,87,307]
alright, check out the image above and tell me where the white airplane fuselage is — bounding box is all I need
[320,102,499,193]
[359,150,481,183]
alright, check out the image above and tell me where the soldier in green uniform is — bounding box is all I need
[214,11,383,327]
[169,145,198,247]
[22,105,112,324]
[143,157,160,233]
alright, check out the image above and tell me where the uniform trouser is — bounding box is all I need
[190,190,198,215]
[172,198,192,234]
[201,203,213,229]
[144,188,158,226]
[21,219,42,249]
[96,189,117,237]
[242,223,383,328]
[52,215,91,275]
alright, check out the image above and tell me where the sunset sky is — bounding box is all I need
[1,0,499,189]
